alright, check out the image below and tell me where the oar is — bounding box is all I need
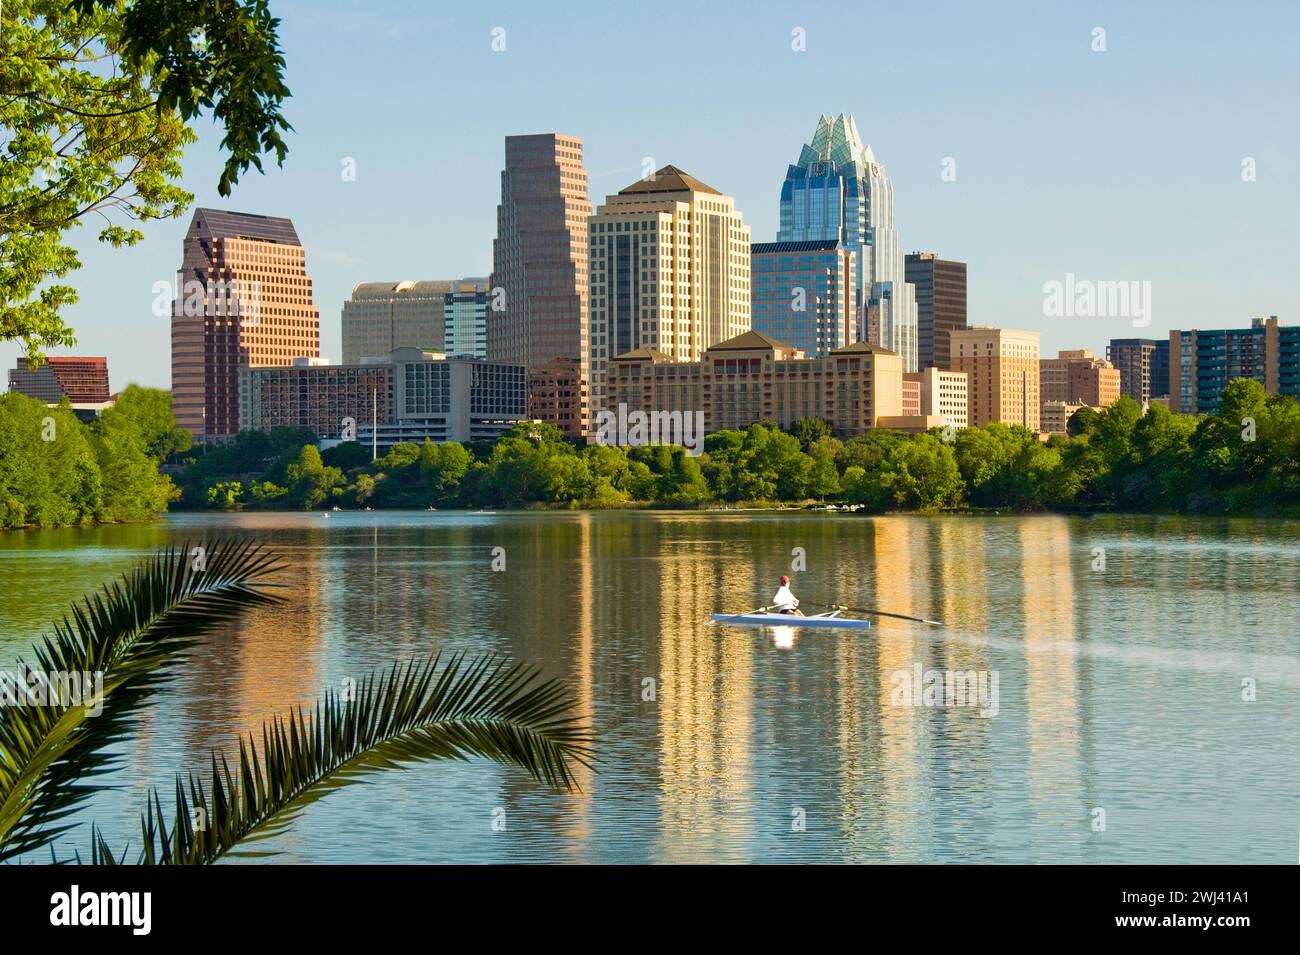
[810,603,944,627]
[709,605,771,625]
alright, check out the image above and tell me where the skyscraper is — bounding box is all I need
[778,113,918,370]
[750,240,856,357]
[171,208,319,440]
[905,252,967,370]
[588,165,751,414]
[342,280,457,363]
[1107,338,1171,404]
[488,133,591,437]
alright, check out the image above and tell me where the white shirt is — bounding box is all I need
[772,585,798,610]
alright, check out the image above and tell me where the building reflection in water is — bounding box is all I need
[654,516,755,862]
[1018,516,1082,860]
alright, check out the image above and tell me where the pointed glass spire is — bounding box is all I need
[795,113,875,168]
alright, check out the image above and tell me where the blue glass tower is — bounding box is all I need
[778,114,918,370]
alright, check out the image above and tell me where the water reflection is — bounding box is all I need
[1,511,1297,863]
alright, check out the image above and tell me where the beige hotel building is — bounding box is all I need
[588,166,751,416]
[951,327,1040,431]
[605,331,902,438]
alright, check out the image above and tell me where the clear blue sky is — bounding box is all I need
[5,0,1298,391]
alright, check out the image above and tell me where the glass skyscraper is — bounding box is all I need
[778,114,918,370]
[750,240,856,357]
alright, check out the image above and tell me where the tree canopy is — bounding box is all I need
[1,0,292,357]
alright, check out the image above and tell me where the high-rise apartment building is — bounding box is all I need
[951,327,1041,430]
[342,281,456,363]
[750,241,856,357]
[1170,316,1300,414]
[488,133,591,436]
[905,253,967,371]
[588,165,751,415]
[1107,338,1171,404]
[1039,349,1121,410]
[778,114,918,370]
[605,332,901,438]
[171,208,319,439]
[8,356,109,403]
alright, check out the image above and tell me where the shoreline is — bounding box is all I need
[7,504,1300,533]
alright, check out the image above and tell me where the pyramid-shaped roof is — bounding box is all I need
[796,113,875,168]
[610,346,677,362]
[619,165,721,196]
[831,341,898,356]
[707,331,795,352]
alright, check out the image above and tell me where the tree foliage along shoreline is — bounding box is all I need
[1,0,292,359]
[3,378,1297,529]
[0,385,188,528]
[169,378,1300,519]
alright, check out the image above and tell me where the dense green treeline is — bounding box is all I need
[3,377,1296,528]
[169,377,1300,518]
[0,387,189,528]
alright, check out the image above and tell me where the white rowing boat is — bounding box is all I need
[709,610,871,630]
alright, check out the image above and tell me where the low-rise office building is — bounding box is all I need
[240,347,526,450]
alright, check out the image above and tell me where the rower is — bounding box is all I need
[773,575,803,616]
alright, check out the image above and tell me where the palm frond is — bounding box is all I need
[0,539,284,861]
[95,654,593,865]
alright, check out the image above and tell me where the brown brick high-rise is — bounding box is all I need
[171,209,319,439]
[488,134,591,438]
[905,253,967,371]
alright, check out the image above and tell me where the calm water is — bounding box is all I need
[2,511,1297,864]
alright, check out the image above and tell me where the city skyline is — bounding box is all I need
[1,0,1296,392]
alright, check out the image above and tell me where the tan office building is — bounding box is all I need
[528,357,588,438]
[488,134,591,437]
[342,280,457,363]
[1039,349,1121,409]
[171,208,319,439]
[589,166,752,416]
[951,327,1040,430]
[604,331,901,438]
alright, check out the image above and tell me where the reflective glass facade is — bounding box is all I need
[778,114,918,370]
[750,241,856,357]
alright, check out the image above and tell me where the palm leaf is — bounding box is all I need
[94,654,593,865]
[0,539,284,861]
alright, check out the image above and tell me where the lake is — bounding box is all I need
[2,510,1297,863]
